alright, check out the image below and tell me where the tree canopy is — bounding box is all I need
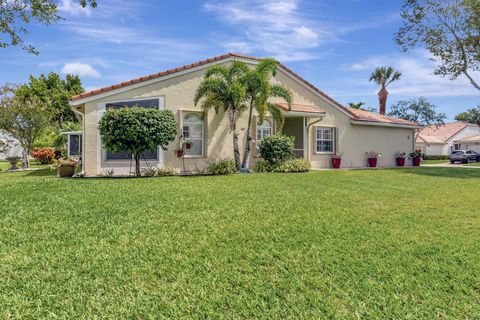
[369,67,402,115]
[396,0,480,91]
[388,98,447,125]
[1,0,97,54]
[455,106,480,125]
[15,72,84,127]
[98,107,177,177]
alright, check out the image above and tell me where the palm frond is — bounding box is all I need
[194,78,227,106]
[204,65,230,80]
[255,58,279,77]
[270,84,293,110]
[267,102,285,131]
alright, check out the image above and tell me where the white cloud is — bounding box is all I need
[61,62,101,78]
[337,50,480,97]
[204,0,334,61]
[57,0,92,16]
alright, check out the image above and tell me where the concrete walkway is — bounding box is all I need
[422,162,480,169]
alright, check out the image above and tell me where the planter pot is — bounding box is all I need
[185,143,192,150]
[331,158,341,169]
[396,157,406,167]
[412,156,421,167]
[368,157,378,168]
[58,165,76,178]
[176,150,184,158]
[6,157,21,170]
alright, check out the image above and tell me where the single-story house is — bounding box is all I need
[453,134,480,153]
[415,122,480,155]
[70,53,421,176]
[0,130,23,160]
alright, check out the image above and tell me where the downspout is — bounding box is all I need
[71,105,85,175]
[305,116,324,161]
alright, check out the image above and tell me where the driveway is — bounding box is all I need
[422,162,480,168]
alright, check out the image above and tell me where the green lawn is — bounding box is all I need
[465,162,480,167]
[1,169,479,318]
[0,160,50,171]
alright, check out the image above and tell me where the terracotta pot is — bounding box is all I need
[412,156,421,167]
[331,158,341,169]
[368,157,378,168]
[396,157,406,167]
[58,165,76,178]
[176,150,184,158]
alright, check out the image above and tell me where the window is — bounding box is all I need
[104,98,160,160]
[183,113,204,156]
[68,134,82,157]
[453,144,461,151]
[257,120,272,141]
[316,127,335,153]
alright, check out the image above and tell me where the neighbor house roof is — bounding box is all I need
[276,102,326,115]
[416,122,469,144]
[454,134,480,143]
[70,53,420,128]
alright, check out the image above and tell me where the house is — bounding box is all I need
[415,122,480,155]
[69,53,421,176]
[0,130,23,160]
[453,134,480,153]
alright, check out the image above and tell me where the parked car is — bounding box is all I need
[450,150,480,164]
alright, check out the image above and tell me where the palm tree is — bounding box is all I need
[369,67,401,115]
[241,58,292,169]
[194,61,249,168]
[348,102,366,109]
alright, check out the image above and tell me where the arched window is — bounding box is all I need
[257,120,272,141]
[183,113,204,156]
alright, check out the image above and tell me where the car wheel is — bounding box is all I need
[450,161,455,164]
[465,158,470,164]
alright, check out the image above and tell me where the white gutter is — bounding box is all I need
[351,120,423,129]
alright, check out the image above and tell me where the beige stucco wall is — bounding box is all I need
[78,60,416,176]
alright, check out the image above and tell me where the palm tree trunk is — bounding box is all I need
[229,110,241,169]
[241,99,255,169]
[378,87,388,115]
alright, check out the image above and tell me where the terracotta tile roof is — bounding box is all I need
[276,102,325,114]
[347,108,419,126]
[416,134,445,144]
[454,134,480,143]
[70,53,419,127]
[417,122,469,143]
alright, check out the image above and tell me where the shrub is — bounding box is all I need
[31,147,55,164]
[141,167,158,177]
[207,159,237,175]
[258,135,294,165]
[423,155,449,160]
[254,159,311,173]
[156,168,175,177]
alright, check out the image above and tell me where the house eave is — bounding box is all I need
[351,120,423,129]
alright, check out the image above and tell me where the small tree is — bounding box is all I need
[98,107,177,177]
[0,96,49,168]
[455,106,480,125]
[388,98,447,125]
[369,67,402,115]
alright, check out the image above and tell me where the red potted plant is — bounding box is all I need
[176,149,184,158]
[365,151,381,168]
[409,151,422,167]
[395,151,406,167]
[330,153,342,169]
[184,141,192,150]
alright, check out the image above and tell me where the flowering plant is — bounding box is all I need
[52,157,79,168]
[365,151,381,158]
[330,152,343,159]
[409,151,422,158]
[395,152,406,158]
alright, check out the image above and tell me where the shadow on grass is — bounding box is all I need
[402,167,480,180]
[24,169,56,177]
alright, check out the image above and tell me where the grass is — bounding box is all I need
[421,159,449,165]
[1,168,479,319]
[0,160,50,172]
[465,162,480,167]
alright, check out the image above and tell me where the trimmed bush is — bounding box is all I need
[259,135,294,165]
[423,155,449,160]
[254,159,311,173]
[207,159,237,175]
[31,147,55,164]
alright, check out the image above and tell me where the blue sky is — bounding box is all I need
[1,0,479,120]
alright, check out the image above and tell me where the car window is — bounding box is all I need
[466,151,472,154]
[453,151,464,155]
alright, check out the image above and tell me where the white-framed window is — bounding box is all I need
[183,113,204,157]
[104,98,161,161]
[257,120,272,141]
[453,143,461,151]
[316,127,335,153]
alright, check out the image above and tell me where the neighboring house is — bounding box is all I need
[453,134,480,153]
[0,130,23,160]
[416,122,480,155]
[69,53,421,176]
